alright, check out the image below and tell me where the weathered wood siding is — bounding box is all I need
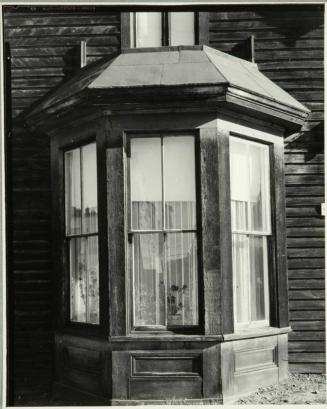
[3,7,121,404]
[208,4,325,374]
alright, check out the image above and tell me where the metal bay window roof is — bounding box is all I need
[27,45,309,130]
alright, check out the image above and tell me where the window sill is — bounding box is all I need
[223,326,291,342]
[109,334,223,342]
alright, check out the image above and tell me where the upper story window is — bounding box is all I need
[230,136,271,329]
[128,133,198,329]
[130,12,195,48]
[64,143,99,325]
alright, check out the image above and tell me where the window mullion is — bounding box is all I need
[162,12,169,46]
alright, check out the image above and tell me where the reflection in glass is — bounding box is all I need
[166,233,198,326]
[82,144,98,234]
[134,12,162,48]
[169,12,195,46]
[131,138,162,230]
[70,238,86,322]
[164,136,196,230]
[133,234,165,326]
[70,237,100,324]
[65,149,81,235]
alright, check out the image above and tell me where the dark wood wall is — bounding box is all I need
[3,4,324,405]
[3,7,121,404]
[207,5,325,374]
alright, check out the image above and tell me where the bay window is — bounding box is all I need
[128,134,198,329]
[129,12,195,48]
[64,143,99,325]
[230,136,271,329]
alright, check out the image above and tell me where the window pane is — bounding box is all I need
[131,137,162,230]
[248,144,271,232]
[169,12,195,46]
[86,236,99,324]
[230,139,249,231]
[164,136,196,230]
[232,234,250,324]
[135,12,162,48]
[166,233,198,326]
[70,237,99,324]
[133,234,165,326]
[65,149,81,235]
[70,238,87,322]
[230,137,271,233]
[82,143,98,234]
[249,236,269,321]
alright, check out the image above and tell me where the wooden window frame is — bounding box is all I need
[121,11,203,48]
[64,143,100,326]
[125,130,203,335]
[52,125,109,338]
[230,135,272,331]
[228,131,288,332]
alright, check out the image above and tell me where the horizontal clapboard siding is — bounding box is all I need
[4,9,120,118]
[3,7,121,404]
[209,5,325,374]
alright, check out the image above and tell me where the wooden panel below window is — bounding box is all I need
[132,355,201,376]
[129,378,202,400]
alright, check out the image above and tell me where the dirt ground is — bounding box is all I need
[237,373,326,405]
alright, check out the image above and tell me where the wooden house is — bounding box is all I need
[3,4,324,405]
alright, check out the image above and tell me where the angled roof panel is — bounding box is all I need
[26,45,310,119]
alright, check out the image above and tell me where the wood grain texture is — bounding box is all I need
[107,145,126,337]
[200,128,221,335]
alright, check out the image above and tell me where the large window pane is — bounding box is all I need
[166,233,198,326]
[230,138,270,233]
[164,136,196,230]
[82,144,98,234]
[169,12,195,46]
[131,137,162,230]
[230,139,249,231]
[65,149,81,235]
[134,12,162,48]
[70,237,99,324]
[70,238,87,322]
[248,144,271,232]
[133,234,165,326]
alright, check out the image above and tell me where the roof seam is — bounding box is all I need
[203,46,229,85]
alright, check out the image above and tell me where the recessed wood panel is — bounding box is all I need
[235,347,276,373]
[132,355,201,376]
[235,367,279,395]
[129,377,202,400]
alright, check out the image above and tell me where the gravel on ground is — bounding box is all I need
[237,373,326,405]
